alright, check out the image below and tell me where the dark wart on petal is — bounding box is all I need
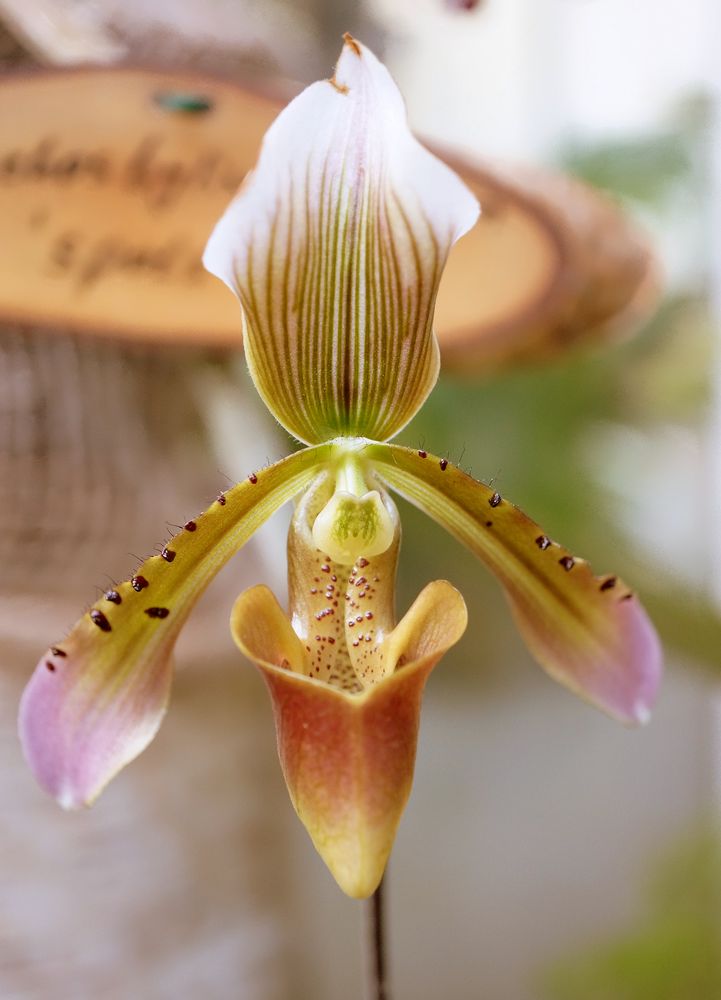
[50,646,67,657]
[489,492,502,508]
[535,535,551,550]
[161,547,176,563]
[45,660,56,672]
[145,607,170,619]
[439,458,448,471]
[418,450,427,458]
[559,556,575,571]
[131,575,149,591]
[104,589,122,604]
[600,576,617,592]
[90,609,112,631]
[217,493,227,506]
[446,0,482,10]
[184,520,197,532]
[248,473,258,484]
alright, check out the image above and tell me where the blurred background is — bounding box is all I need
[1,0,720,998]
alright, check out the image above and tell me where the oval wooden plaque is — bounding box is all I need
[0,67,271,346]
[0,67,656,361]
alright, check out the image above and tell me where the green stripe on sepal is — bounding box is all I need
[204,37,479,445]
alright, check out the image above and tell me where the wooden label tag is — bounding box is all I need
[0,67,651,359]
[0,67,281,346]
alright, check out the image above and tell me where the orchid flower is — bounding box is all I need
[19,36,662,900]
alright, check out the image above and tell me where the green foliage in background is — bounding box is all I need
[540,827,721,1000]
[560,95,708,208]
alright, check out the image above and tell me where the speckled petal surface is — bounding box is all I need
[19,445,331,807]
[368,442,662,725]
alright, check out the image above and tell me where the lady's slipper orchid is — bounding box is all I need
[19,36,662,899]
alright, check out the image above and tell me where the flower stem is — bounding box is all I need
[366,875,389,1000]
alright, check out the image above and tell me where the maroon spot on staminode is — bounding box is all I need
[90,609,112,632]
[104,589,122,604]
[559,556,575,572]
[535,535,551,551]
[486,520,493,527]
[600,576,617,592]
[161,547,176,563]
[184,520,197,532]
[439,458,448,471]
[358,558,369,568]
[489,492,502,508]
[145,606,170,619]
[131,575,149,592]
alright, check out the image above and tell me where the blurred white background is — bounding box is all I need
[1,1,719,998]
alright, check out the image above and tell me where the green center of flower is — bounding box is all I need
[311,452,395,565]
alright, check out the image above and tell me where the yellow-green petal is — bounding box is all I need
[203,36,479,444]
[19,445,331,808]
[367,442,662,725]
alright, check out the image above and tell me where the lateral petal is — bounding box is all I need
[368,443,662,725]
[204,35,479,444]
[19,444,331,808]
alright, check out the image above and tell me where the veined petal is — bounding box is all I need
[19,445,331,808]
[367,443,662,725]
[203,35,479,445]
[231,580,467,898]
